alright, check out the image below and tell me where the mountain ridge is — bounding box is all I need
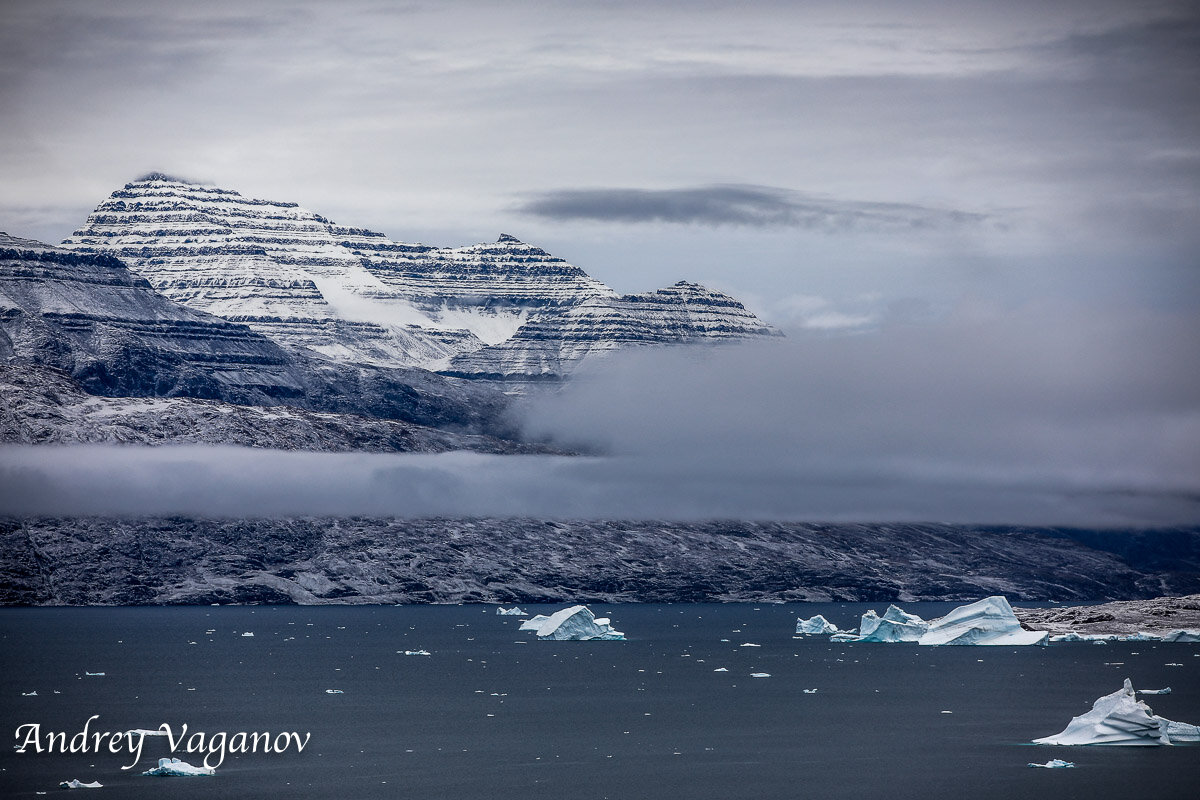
[61,176,778,381]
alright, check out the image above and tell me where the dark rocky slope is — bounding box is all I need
[2,518,1196,606]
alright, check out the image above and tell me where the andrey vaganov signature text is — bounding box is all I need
[14,715,310,769]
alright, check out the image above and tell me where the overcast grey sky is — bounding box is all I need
[1,0,1197,325]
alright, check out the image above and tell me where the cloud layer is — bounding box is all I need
[516,185,991,230]
[3,302,1196,526]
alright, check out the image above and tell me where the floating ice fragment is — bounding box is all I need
[84,672,104,676]
[750,673,771,678]
[803,689,818,694]
[1028,759,1075,768]
[403,650,431,656]
[713,668,728,672]
[1138,688,1172,695]
[496,606,526,616]
[858,605,928,642]
[522,606,625,641]
[59,779,103,788]
[241,632,254,637]
[325,689,344,694]
[21,691,37,696]
[739,643,761,647]
[1034,678,1199,745]
[143,757,215,776]
[795,615,839,635]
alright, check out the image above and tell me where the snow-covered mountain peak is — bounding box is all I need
[57,175,778,382]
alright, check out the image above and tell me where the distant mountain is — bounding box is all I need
[446,281,782,381]
[0,231,308,403]
[0,362,545,454]
[0,232,521,439]
[348,232,616,344]
[63,175,778,382]
[61,174,481,368]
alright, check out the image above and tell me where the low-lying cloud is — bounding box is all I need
[1,302,1196,526]
[516,185,992,231]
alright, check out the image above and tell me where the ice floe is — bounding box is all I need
[1050,629,1200,643]
[520,605,624,640]
[842,605,928,643]
[1028,759,1074,768]
[402,650,431,656]
[795,614,839,635]
[325,689,344,694]
[1034,679,1200,746]
[143,757,216,776]
[59,779,103,789]
[496,606,526,616]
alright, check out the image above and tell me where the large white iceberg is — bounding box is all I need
[1034,679,1199,746]
[521,605,625,640]
[795,614,839,635]
[917,596,1048,646]
[496,606,527,616]
[142,757,216,776]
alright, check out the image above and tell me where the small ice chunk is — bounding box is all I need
[1033,679,1199,746]
[803,688,818,694]
[142,757,215,776]
[241,632,254,637]
[750,673,771,678]
[1138,688,1172,695]
[739,643,761,647]
[796,614,839,635]
[21,691,37,696]
[58,779,103,788]
[496,606,526,616]
[403,650,431,656]
[1028,759,1075,768]
[84,672,104,676]
[713,668,729,672]
[325,689,344,694]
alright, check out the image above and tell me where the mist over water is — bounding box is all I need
[2,304,1196,525]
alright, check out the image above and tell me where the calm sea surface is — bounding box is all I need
[1,604,1197,799]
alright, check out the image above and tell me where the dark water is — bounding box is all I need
[1,604,1197,799]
